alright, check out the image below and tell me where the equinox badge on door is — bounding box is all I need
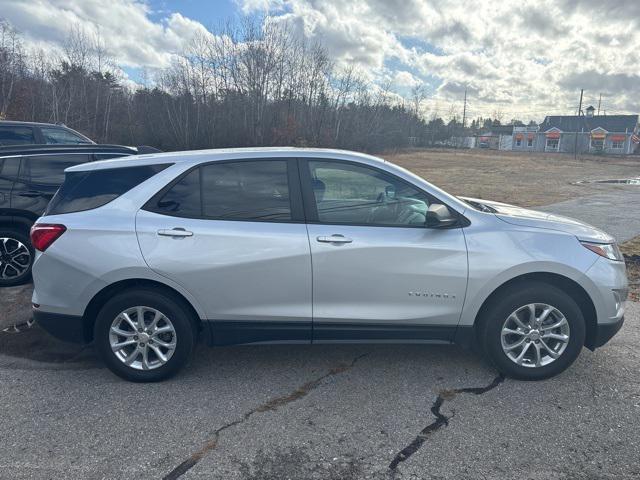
[408,291,456,299]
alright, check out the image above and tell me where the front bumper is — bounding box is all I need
[590,315,624,349]
[33,309,88,344]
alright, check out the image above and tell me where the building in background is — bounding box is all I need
[536,106,639,155]
[512,125,539,151]
[476,125,514,150]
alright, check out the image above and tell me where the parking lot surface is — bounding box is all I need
[1,303,638,479]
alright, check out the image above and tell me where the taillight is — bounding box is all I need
[30,224,67,252]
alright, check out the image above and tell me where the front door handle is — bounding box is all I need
[317,234,353,244]
[158,228,193,238]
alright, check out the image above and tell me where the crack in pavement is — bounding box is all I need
[162,353,369,480]
[388,373,505,470]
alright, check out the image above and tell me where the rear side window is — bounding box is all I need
[0,127,35,146]
[148,160,292,221]
[40,127,92,145]
[45,164,170,215]
[20,154,92,185]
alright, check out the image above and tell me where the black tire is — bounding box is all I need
[94,288,196,382]
[0,228,34,287]
[479,282,586,380]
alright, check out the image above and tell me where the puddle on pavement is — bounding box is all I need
[0,324,97,366]
[573,178,640,185]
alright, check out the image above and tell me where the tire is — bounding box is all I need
[479,282,586,380]
[94,288,196,382]
[0,228,34,287]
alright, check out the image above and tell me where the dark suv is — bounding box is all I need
[0,121,94,146]
[0,144,158,286]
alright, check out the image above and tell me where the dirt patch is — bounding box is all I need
[383,148,640,208]
[620,236,640,302]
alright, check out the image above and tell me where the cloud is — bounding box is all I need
[242,0,640,120]
[0,0,213,68]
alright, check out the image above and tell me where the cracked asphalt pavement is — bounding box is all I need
[0,302,638,479]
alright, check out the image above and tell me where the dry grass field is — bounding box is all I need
[384,148,640,207]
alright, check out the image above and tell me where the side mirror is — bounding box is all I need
[425,203,457,228]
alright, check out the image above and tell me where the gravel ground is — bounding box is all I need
[0,303,638,479]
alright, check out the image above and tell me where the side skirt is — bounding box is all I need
[205,320,465,346]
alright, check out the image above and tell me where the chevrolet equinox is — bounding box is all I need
[30,148,628,382]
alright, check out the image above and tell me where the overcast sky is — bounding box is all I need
[2,0,639,121]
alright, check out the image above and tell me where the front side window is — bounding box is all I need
[307,160,430,226]
[152,160,292,221]
[611,140,624,149]
[515,138,522,147]
[546,138,559,150]
[527,138,534,147]
[40,127,92,145]
[590,138,604,150]
[0,126,35,146]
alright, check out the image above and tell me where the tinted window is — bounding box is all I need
[40,127,92,145]
[45,164,170,215]
[0,127,35,146]
[20,154,92,186]
[201,161,291,220]
[0,158,18,181]
[308,160,430,226]
[155,168,201,217]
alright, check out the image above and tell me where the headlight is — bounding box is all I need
[580,241,624,262]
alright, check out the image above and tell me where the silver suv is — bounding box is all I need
[30,148,627,382]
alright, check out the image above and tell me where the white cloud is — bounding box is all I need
[242,0,640,120]
[1,0,213,68]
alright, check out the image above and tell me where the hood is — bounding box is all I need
[460,197,615,243]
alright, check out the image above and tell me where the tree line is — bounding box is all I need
[0,17,526,152]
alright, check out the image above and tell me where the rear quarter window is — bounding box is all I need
[0,126,35,146]
[45,164,170,215]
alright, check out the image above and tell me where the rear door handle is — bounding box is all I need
[158,228,193,237]
[317,235,353,244]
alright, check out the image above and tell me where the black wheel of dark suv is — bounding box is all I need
[0,228,34,287]
[479,282,586,380]
[94,289,196,382]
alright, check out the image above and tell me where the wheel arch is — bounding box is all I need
[0,212,36,235]
[465,272,597,350]
[80,278,206,344]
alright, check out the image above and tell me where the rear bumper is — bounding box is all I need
[589,316,624,350]
[33,309,88,344]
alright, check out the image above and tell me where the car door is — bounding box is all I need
[12,153,93,216]
[0,156,19,210]
[136,158,313,345]
[301,158,468,343]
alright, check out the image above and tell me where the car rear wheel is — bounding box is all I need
[479,282,586,380]
[0,228,33,287]
[95,289,196,382]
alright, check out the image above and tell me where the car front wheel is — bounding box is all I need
[94,289,196,382]
[480,282,586,380]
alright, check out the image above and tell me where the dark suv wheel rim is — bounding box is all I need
[500,303,570,368]
[0,237,31,280]
[109,306,177,371]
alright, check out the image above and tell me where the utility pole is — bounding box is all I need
[574,89,583,160]
[597,93,602,115]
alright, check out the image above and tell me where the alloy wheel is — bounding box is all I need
[500,303,570,368]
[109,306,177,371]
[0,237,31,280]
